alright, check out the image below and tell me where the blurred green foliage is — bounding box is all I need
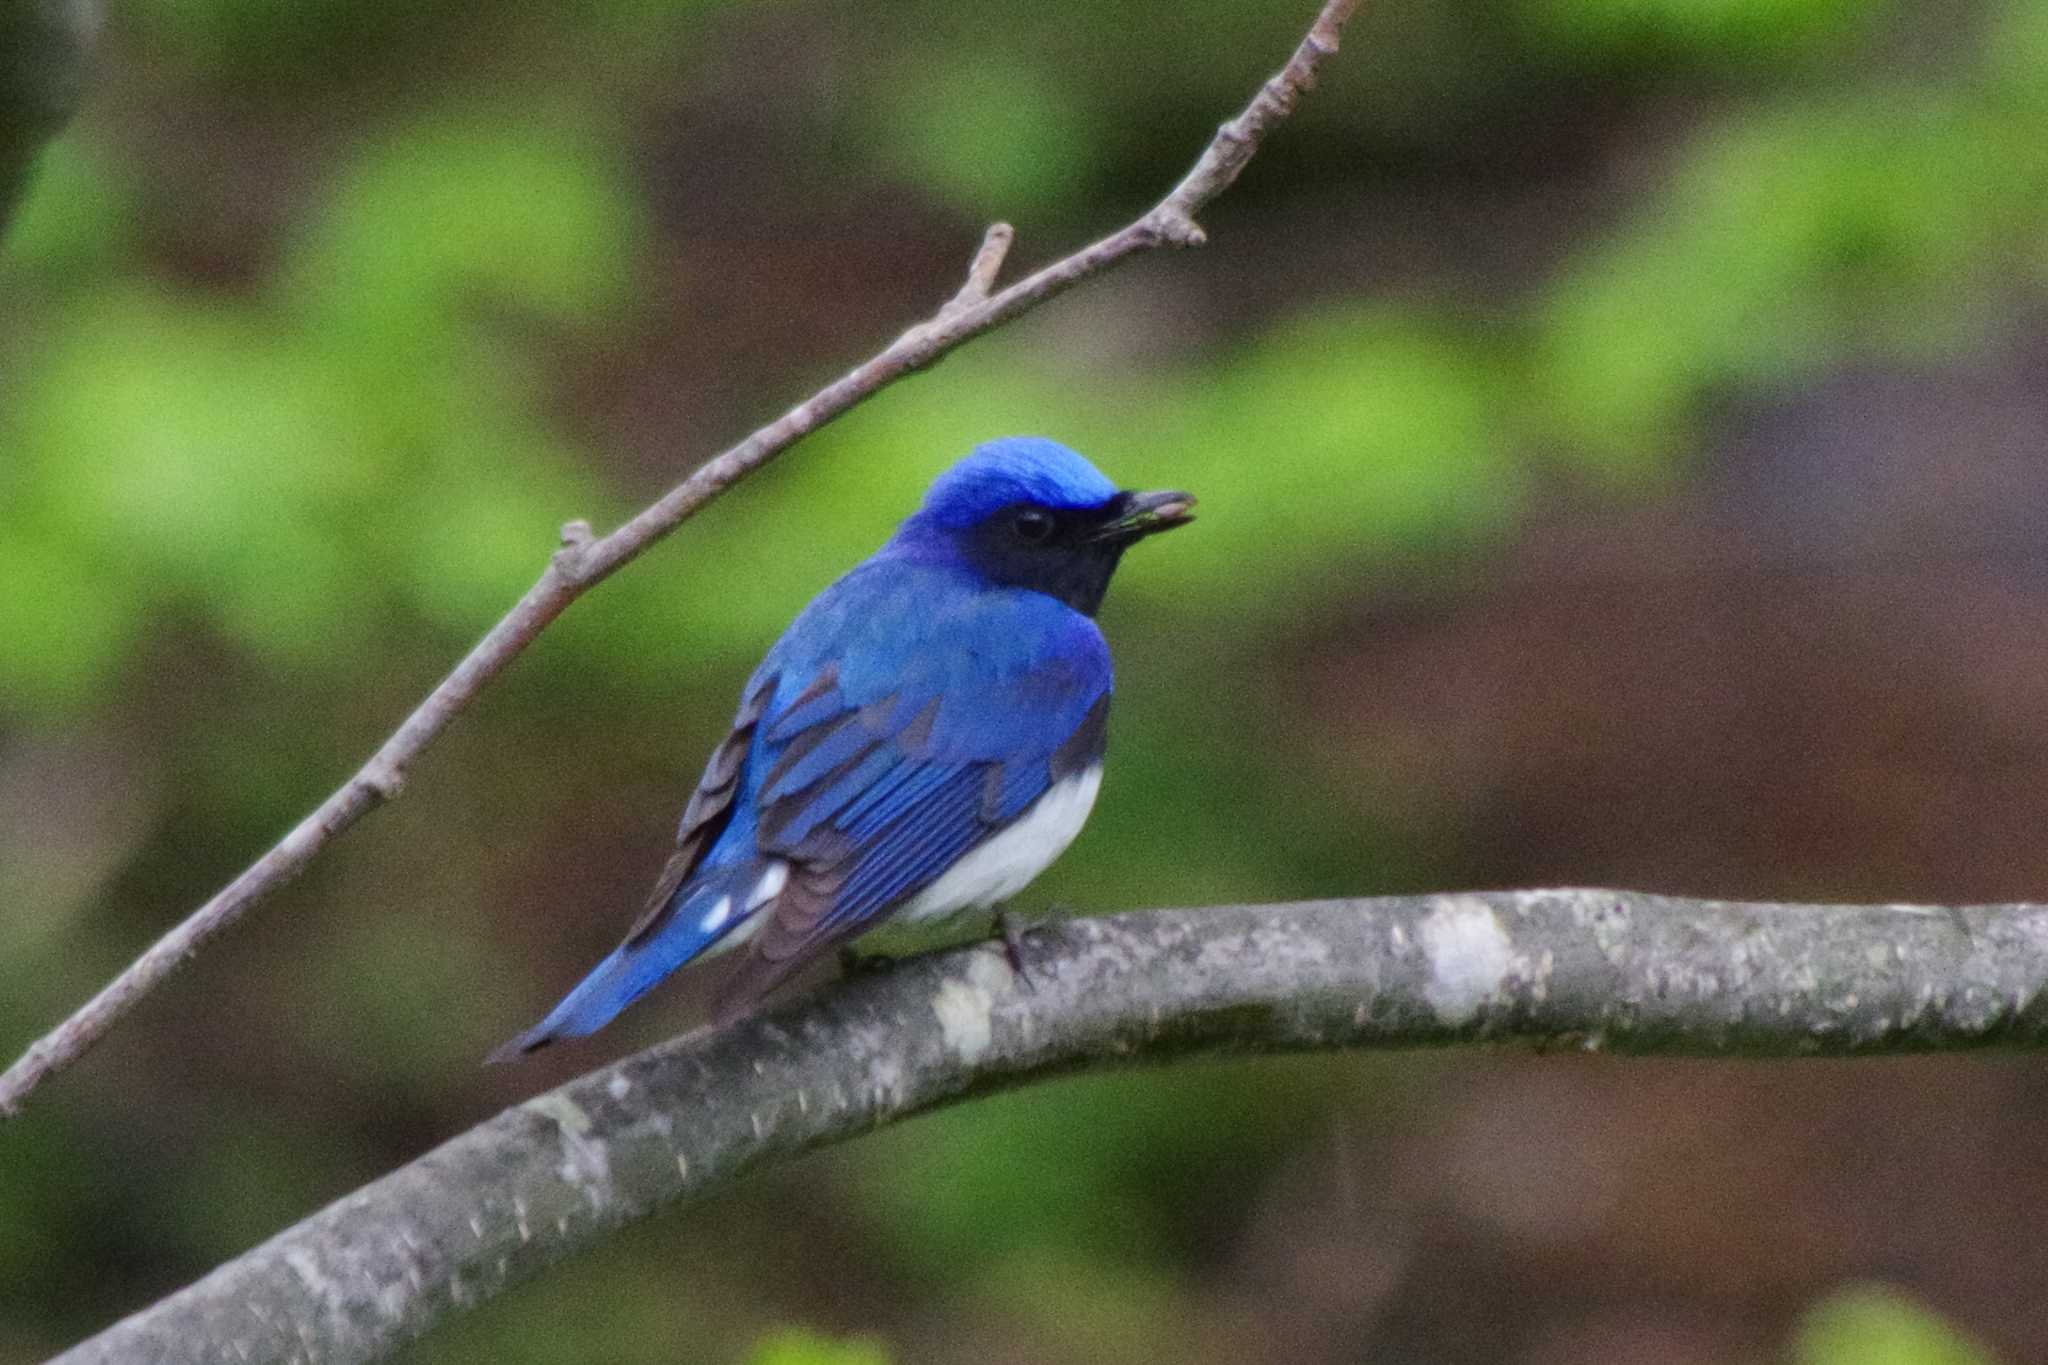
[7,0,2038,717]
[3,0,2046,1361]
[859,1063,1323,1277]
[1520,0,1870,59]
[1,107,632,710]
[747,1329,892,1365]
[1793,1284,1998,1365]
[121,0,740,80]
[1540,81,2048,465]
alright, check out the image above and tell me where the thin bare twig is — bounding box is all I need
[0,0,1363,1117]
[949,220,1015,308]
[54,888,2048,1364]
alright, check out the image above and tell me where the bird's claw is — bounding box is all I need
[992,906,1047,991]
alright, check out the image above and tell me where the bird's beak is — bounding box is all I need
[1092,489,1197,543]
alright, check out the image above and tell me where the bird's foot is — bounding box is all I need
[992,906,1058,991]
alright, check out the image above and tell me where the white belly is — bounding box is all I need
[897,763,1103,923]
[704,763,1102,954]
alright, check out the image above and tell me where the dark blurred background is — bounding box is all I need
[4,0,2047,1360]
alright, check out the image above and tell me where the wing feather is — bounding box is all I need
[622,670,776,948]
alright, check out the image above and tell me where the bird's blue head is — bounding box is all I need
[887,437,1195,615]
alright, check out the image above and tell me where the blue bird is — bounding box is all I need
[490,436,1194,1060]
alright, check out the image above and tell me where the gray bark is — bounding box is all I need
[54,890,2048,1364]
[0,0,97,235]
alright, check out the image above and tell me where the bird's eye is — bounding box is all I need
[1012,509,1055,544]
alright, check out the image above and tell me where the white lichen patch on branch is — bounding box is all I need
[1565,891,1635,964]
[282,1248,349,1317]
[1418,896,1515,1024]
[930,951,1009,1066]
[374,1274,410,1326]
[860,1038,908,1111]
[523,1093,613,1207]
[522,1092,592,1137]
[1200,919,1336,979]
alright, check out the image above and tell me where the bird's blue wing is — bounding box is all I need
[486,669,780,1058]
[490,561,1110,1056]
[608,666,777,950]
[711,562,1111,1013]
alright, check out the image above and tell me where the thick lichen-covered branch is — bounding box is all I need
[56,890,2048,1364]
[0,0,1362,1120]
[0,0,96,233]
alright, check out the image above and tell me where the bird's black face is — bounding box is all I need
[961,488,1196,615]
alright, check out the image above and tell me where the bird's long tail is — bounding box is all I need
[486,860,766,1062]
